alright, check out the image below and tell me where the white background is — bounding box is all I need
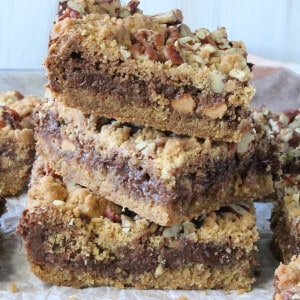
[0,0,299,69]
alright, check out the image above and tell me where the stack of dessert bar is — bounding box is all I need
[17,0,275,291]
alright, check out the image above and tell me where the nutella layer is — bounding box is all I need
[17,156,259,291]
[0,91,39,196]
[34,96,274,226]
[45,0,255,142]
[274,255,300,300]
[271,175,300,263]
[253,107,300,174]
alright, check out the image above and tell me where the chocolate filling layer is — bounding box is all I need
[48,53,248,124]
[0,139,35,171]
[18,208,250,279]
[271,207,300,261]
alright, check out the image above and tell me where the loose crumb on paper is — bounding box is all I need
[176,296,188,300]
[9,282,19,293]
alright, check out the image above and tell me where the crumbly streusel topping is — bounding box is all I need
[0,91,40,130]
[52,0,252,86]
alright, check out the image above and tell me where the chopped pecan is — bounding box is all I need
[201,102,227,119]
[103,206,121,223]
[57,7,82,21]
[167,26,180,41]
[283,109,300,123]
[126,0,140,14]
[153,9,183,25]
[163,44,184,65]
[130,43,160,61]
[134,29,164,50]
[171,93,195,114]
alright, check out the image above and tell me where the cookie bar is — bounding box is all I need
[253,108,300,174]
[274,255,300,300]
[34,96,274,226]
[45,0,255,142]
[17,156,259,291]
[0,91,39,196]
[270,175,300,264]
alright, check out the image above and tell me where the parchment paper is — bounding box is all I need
[1,57,300,299]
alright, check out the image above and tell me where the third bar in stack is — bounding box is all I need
[19,0,274,291]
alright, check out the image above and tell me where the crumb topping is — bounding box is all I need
[51,0,252,87]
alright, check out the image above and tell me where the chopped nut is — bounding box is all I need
[67,0,85,14]
[279,113,290,126]
[154,265,164,277]
[195,28,210,40]
[209,70,225,93]
[103,205,121,223]
[58,6,82,20]
[152,9,183,25]
[178,24,193,37]
[202,102,227,119]
[121,214,135,228]
[148,222,158,233]
[163,44,184,65]
[237,132,256,154]
[162,223,182,237]
[229,68,250,82]
[125,0,140,14]
[61,140,76,151]
[166,26,180,41]
[119,46,131,59]
[163,224,181,238]
[95,0,121,17]
[53,200,66,207]
[171,93,195,114]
